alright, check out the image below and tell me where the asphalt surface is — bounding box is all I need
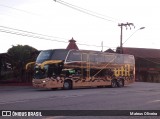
[0,82,160,119]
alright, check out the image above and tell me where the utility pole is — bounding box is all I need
[101,41,103,52]
[118,22,135,53]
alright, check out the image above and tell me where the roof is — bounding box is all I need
[122,47,160,58]
[66,37,79,50]
[105,48,115,53]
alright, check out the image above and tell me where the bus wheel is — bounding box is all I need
[111,79,117,88]
[117,79,124,87]
[51,88,57,90]
[63,80,72,90]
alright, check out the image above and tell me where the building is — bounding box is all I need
[105,48,115,53]
[66,37,79,50]
[117,47,160,82]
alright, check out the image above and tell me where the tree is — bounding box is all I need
[0,53,10,80]
[7,45,38,82]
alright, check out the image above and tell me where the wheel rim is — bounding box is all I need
[118,79,124,87]
[119,81,123,86]
[64,82,69,89]
[112,80,117,88]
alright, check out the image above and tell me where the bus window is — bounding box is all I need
[90,54,97,62]
[95,54,105,63]
[51,50,69,60]
[105,54,115,63]
[124,55,135,64]
[82,53,87,61]
[114,54,124,64]
[66,51,81,62]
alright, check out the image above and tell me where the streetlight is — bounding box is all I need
[122,27,145,45]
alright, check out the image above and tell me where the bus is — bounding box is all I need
[26,49,135,89]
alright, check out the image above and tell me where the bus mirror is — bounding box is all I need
[40,60,62,69]
[25,62,35,70]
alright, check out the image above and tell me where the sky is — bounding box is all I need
[0,0,159,53]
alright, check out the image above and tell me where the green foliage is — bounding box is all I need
[8,45,37,67]
[7,45,38,81]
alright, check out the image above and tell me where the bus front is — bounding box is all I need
[32,49,68,89]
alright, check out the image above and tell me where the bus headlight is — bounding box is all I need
[42,81,46,83]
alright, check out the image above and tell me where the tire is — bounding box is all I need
[111,79,117,88]
[51,88,57,90]
[117,79,124,87]
[97,86,103,88]
[63,80,72,90]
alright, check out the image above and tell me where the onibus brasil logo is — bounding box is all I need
[1,111,42,117]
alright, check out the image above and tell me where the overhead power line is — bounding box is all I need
[0,28,69,44]
[0,2,119,23]
[0,26,67,41]
[0,4,39,16]
[54,0,118,23]
[0,26,112,49]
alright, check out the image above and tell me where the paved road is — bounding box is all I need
[0,82,160,119]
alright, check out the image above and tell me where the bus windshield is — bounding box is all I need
[36,49,69,63]
[34,62,64,79]
[36,50,53,63]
